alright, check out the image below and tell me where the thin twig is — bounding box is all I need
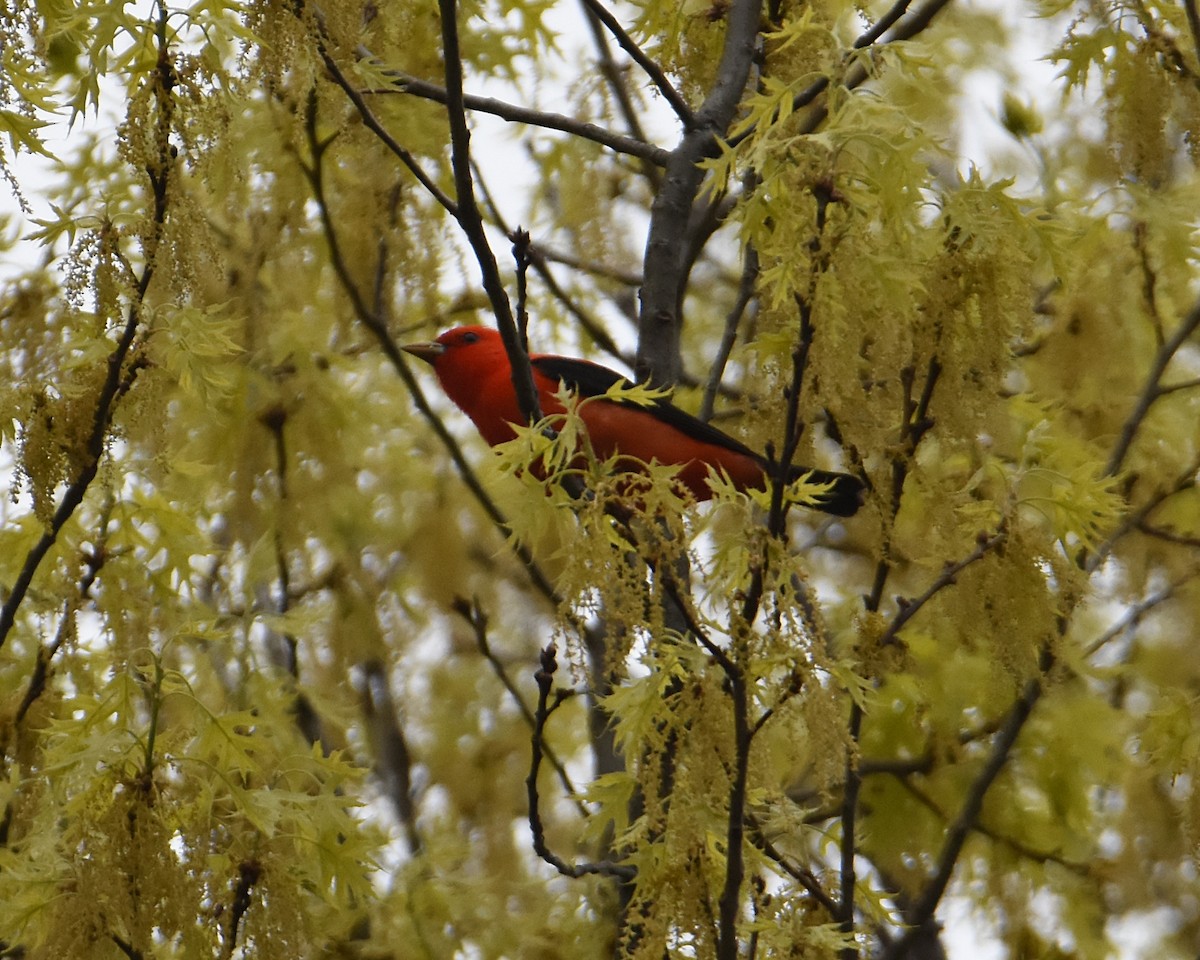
[837,703,864,957]
[452,597,588,816]
[317,47,459,218]
[1136,521,1200,549]
[577,0,664,188]
[716,669,752,960]
[878,527,1007,647]
[854,0,914,48]
[527,643,636,881]
[436,0,542,428]
[699,238,757,422]
[365,67,670,166]
[746,813,840,916]
[513,228,532,350]
[1186,0,1200,68]
[15,498,114,724]
[728,0,955,149]
[1082,570,1200,658]
[578,0,694,126]
[881,656,1049,960]
[468,157,636,367]
[111,934,145,960]
[297,95,563,609]
[222,859,262,960]
[843,351,941,954]
[891,773,1088,875]
[1105,295,1200,477]
[361,661,423,855]
[0,27,174,652]
[1087,450,1200,572]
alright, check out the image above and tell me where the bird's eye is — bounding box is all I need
[462,331,480,344]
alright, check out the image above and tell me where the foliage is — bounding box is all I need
[1,0,1199,958]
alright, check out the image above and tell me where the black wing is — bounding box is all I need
[531,354,864,515]
[530,354,763,460]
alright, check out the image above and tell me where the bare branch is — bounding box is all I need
[436,0,543,429]
[527,643,636,881]
[879,527,1007,647]
[361,660,422,855]
[637,0,762,385]
[883,660,1048,960]
[0,28,174,652]
[578,0,694,126]
[1105,295,1200,477]
[452,598,588,816]
[372,69,670,166]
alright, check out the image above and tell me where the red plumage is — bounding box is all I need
[403,326,862,516]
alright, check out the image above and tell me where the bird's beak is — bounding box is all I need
[401,340,445,365]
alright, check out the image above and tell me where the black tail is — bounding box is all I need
[786,466,864,517]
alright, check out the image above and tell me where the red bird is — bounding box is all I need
[402,326,863,516]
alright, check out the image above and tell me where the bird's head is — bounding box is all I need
[401,326,507,374]
[402,327,522,442]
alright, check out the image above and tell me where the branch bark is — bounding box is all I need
[636,0,761,385]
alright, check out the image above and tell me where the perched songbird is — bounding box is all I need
[403,326,863,516]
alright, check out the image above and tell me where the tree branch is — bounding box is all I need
[717,669,752,960]
[452,597,588,816]
[879,527,1007,647]
[1105,294,1200,477]
[316,45,459,218]
[729,0,955,147]
[436,0,542,429]
[578,0,694,127]
[527,643,636,881]
[222,859,262,960]
[0,26,174,653]
[1082,570,1200,658]
[361,660,422,855]
[636,0,761,385]
[844,351,941,955]
[746,813,840,916]
[854,0,915,48]
[372,68,670,166]
[892,773,1089,875]
[297,95,563,610]
[15,497,114,725]
[1186,0,1200,69]
[882,659,1048,960]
